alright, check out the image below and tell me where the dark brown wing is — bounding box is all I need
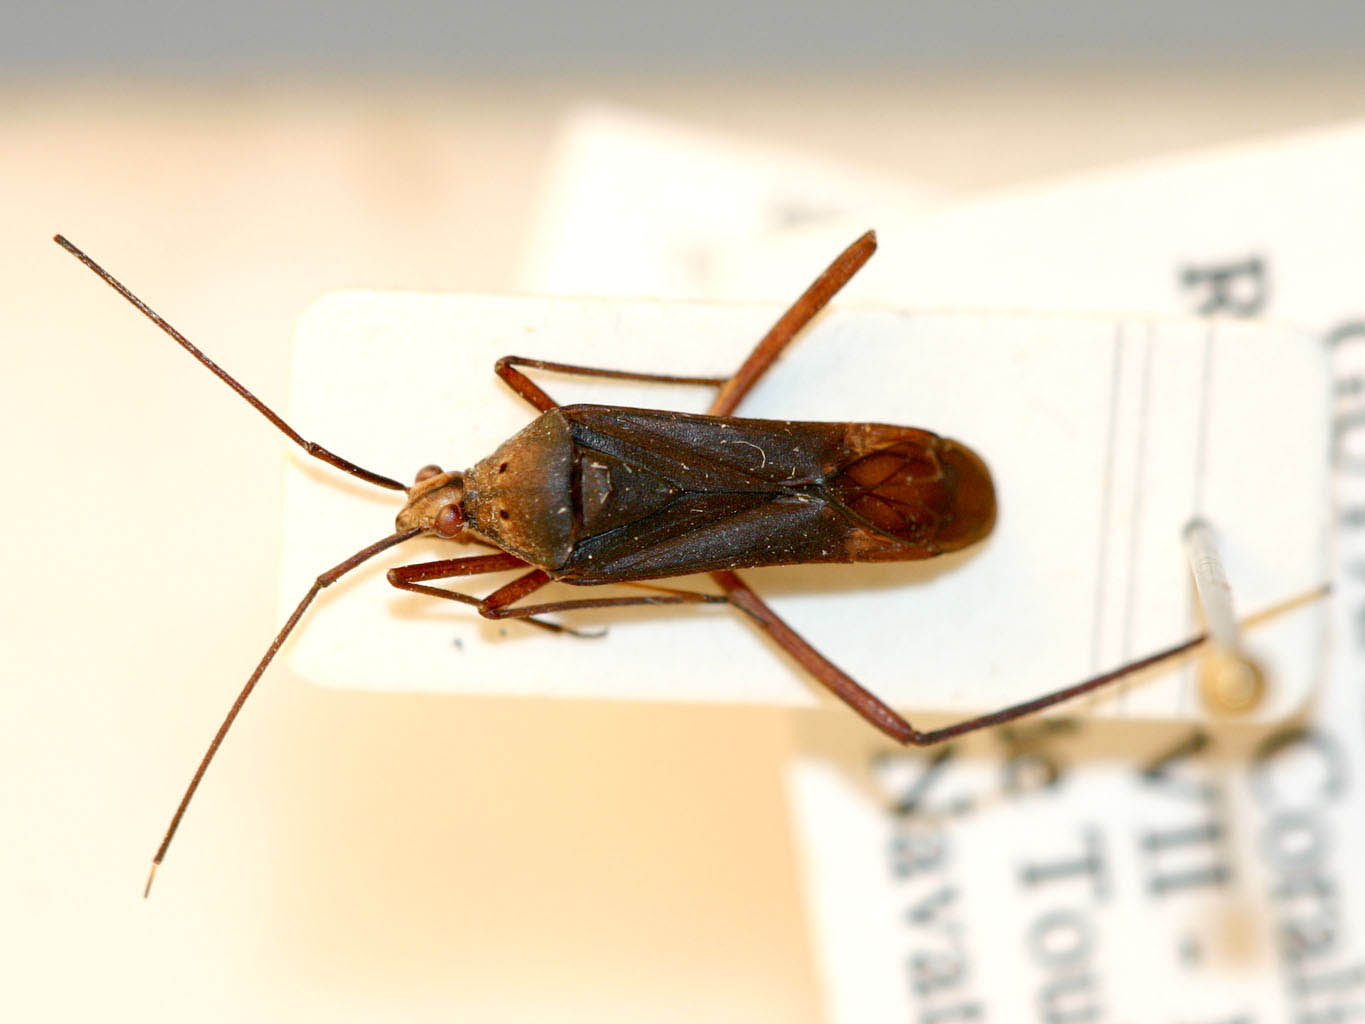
[552,406,995,584]
[562,404,851,490]
[826,428,997,553]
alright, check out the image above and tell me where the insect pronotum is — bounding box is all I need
[56,231,1324,894]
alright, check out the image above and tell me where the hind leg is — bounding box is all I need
[492,230,877,415]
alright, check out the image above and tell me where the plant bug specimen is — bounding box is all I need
[56,231,1320,893]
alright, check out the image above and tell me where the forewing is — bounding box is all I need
[558,491,855,583]
[562,404,852,491]
[552,406,983,582]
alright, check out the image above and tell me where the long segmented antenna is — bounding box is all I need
[53,234,407,492]
[144,527,422,897]
[50,234,421,891]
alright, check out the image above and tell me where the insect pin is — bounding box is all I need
[55,230,1325,894]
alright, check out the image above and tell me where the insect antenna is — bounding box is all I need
[53,234,407,492]
[144,527,423,897]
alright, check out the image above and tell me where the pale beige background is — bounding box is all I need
[5,69,1365,1021]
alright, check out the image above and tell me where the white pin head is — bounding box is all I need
[1183,517,1266,714]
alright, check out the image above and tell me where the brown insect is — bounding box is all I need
[56,231,1233,893]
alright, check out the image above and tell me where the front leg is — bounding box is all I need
[387,554,594,637]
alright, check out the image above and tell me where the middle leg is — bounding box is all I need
[495,355,730,413]
[478,570,729,620]
[496,231,876,417]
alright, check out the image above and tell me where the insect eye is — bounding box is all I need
[415,464,443,483]
[435,504,464,537]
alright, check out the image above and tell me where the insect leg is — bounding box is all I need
[709,229,877,417]
[387,554,596,636]
[478,572,728,619]
[883,581,1323,742]
[699,236,895,738]
[494,355,730,413]
[894,637,1212,745]
[496,231,876,416]
[711,570,916,744]
[717,566,1130,746]
[717,574,1331,746]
